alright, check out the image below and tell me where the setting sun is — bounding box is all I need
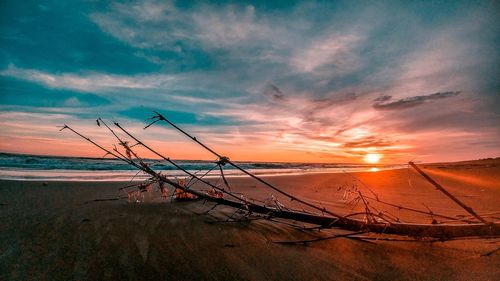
[364,153,381,164]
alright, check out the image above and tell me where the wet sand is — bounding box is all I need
[0,161,499,280]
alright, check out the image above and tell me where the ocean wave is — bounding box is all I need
[0,153,403,181]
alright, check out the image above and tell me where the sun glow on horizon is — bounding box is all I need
[364,153,381,164]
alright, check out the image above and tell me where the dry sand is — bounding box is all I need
[1,160,499,280]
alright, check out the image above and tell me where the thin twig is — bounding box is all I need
[272,230,368,245]
[480,247,500,256]
[192,203,220,215]
[83,196,128,204]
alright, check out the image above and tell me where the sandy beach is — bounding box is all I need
[2,0,499,280]
[1,161,499,281]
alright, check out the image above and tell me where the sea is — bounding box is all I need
[0,153,404,181]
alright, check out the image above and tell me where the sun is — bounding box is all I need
[364,153,381,164]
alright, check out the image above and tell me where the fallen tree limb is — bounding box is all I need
[61,122,500,240]
[409,162,487,223]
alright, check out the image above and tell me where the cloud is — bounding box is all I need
[342,136,395,149]
[62,97,86,107]
[192,5,268,48]
[91,1,283,54]
[290,34,362,75]
[90,0,371,81]
[1,1,499,162]
[0,65,178,92]
[263,83,286,101]
[90,1,184,51]
[373,91,461,110]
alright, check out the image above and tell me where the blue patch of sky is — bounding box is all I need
[0,1,158,74]
[0,76,109,107]
[0,0,216,75]
[119,107,243,126]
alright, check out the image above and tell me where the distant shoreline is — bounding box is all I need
[2,152,498,181]
[0,152,406,181]
[0,166,404,182]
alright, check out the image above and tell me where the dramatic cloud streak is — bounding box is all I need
[373,91,461,110]
[1,65,178,92]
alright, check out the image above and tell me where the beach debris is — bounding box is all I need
[480,247,500,257]
[148,111,344,219]
[263,195,287,211]
[207,188,224,198]
[272,230,368,245]
[173,178,198,200]
[161,185,169,199]
[409,161,488,223]
[83,196,128,204]
[60,112,500,241]
[127,190,144,203]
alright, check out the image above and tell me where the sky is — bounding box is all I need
[0,0,499,163]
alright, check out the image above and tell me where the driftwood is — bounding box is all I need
[409,162,487,223]
[145,112,345,220]
[60,113,500,240]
